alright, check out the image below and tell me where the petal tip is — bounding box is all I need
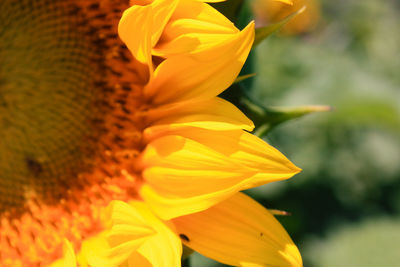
[282,243,303,267]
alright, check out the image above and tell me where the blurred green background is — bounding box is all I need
[191,0,400,266]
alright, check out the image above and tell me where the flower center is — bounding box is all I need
[0,0,112,212]
[0,0,148,265]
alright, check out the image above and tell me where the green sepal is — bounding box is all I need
[241,98,331,137]
[253,5,306,47]
[269,209,292,216]
[234,73,256,84]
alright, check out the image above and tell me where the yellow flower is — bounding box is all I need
[1,0,301,266]
[76,1,301,266]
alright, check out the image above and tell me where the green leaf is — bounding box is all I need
[253,6,306,47]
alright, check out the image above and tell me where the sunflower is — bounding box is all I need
[1,0,301,266]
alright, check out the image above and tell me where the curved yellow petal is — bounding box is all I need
[274,0,293,4]
[126,253,152,267]
[82,230,151,267]
[172,128,302,190]
[197,0,227,2]
[154,22,237,57]
[154,0,238,57]
[144,97,254,135]
[145,21,254,104]
[173,192,302,267]
[79,233,112,267]
[90,201,182,267]
[49,240,77,267]
[139,132,299,219]
[171,0,235,31]
[149,0,179,46]
[118,4,153,76]
[154,4,238,57]
[140,179,245,220]
[143,128,300,175]
[63,240,77,267]
[131,0,180,46]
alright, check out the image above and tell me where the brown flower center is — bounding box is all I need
[0,0,148,265]
[0,0,113,212]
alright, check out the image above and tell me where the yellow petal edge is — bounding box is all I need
[173,192,303,267]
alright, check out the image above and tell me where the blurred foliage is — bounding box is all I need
[197,0,400,266]
[304,217,400,266]
[253,5,307,47]
[251,0,320,34]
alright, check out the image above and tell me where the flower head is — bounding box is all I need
[1,0,302,266]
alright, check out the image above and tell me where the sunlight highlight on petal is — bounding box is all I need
[145,22,255,103]
[118,5,153,74]
[144,97,254,134]
[139,132,300,219]
[174,193,302,267]
[96,201,182,267]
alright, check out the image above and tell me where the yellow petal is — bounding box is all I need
[171,0,235,31]
[49,240,77,267]
[154,0,238,57]
[197,0,227,2]
[145,21,254,104]
[173,192,302,267]
[173,128,302,190]
[144,97,254,136]
[135,223,181,267]
[149,0,180,47]
[126,253,152,267]
[93,201,182,267]
[130,0,180,46]
[130,0,153,5]
[63,240,77,267]
[154,21,237,57]
[154,1,239,57]
[118,5,153,76]
[82,232,151,267]
[79,233,113,267]
[139,131,300,219]
[165,17,236,37]
[143,128,300,177]
[187,128,299,175]
[275,0,294,5]
[106,240,152,267]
